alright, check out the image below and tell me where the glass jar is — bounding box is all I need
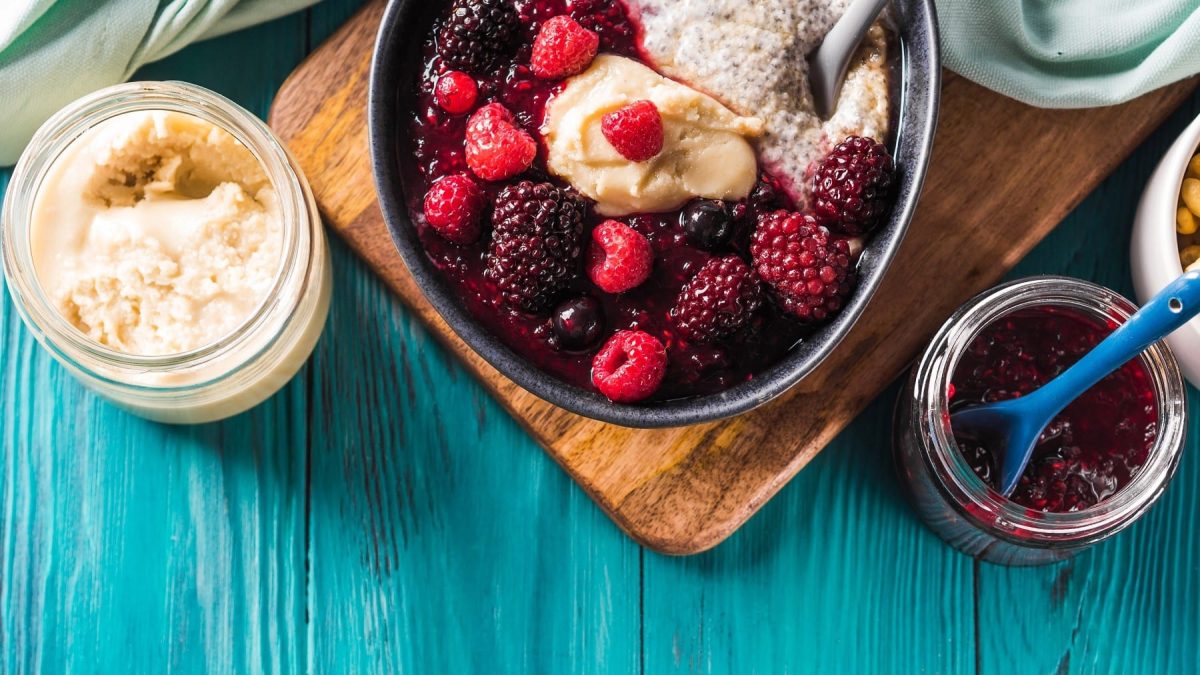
[894,276,1186,565]
[1,81,332,424]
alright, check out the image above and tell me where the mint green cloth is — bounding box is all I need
[0,0,319,165]
[5,1,1200,165]
[936,0,1200,108]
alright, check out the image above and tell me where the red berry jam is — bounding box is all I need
[401,0,881,401]
[949,307,1159,513]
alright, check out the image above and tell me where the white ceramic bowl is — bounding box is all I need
[1132,112,1200,387]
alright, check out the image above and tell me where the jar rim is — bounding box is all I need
[1,81,310,383]
[913,275,1187,545]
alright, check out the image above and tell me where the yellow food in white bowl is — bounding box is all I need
[1132,112,1200,387]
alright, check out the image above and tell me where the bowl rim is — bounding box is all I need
[368,0,942,428]
[1136,112,1200,279]
[1131,111,1200,382]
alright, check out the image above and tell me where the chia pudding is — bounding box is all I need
[402,0,897,405]
[635,0,890,193]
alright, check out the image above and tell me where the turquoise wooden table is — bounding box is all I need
[4,2,1200,672]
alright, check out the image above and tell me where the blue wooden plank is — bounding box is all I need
[641,390,977,674]
[1,14,315,675]
[637,88,1200,675]
[292,6,640,672]
[972,93,1200,675]
[304,241,643,673]
[1,248,311,675]
[3,1,1200,672]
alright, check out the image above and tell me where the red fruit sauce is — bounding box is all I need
[402,0,837,400]
[950,307,1159,513]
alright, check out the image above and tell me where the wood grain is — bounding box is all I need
[0,20,317,674]
[7,1,1200,672]
[268,0,1200,555]
[973,193,1200,675]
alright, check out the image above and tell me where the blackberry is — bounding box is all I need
[436,0,519,76]
[811,136,895,236]
[750,210,856,323]
[670,255,763,343]
[486,180,588,312]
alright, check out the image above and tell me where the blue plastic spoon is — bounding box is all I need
[951,270,1200,497]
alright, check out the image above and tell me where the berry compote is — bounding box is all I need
[402,0,884,402]
[950,307,1159,513]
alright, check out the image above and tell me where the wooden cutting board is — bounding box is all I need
[268,0,1198,554]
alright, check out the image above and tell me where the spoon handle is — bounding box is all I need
[808,0,888,118]
[1032,271,1200,414]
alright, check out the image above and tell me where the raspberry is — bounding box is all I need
[601,100,664,162]
[670,255,763,343]
[750,210,856,323]
[530,15,600,80]
[423,173,486,244]
[466,101,508,128]
[586,220,653,293]
[811,136,895,235]
[434,71,478,115]
[486,180,588,311]
[436,0,519,75]
[591,330,667,403]
[465,103,537,181]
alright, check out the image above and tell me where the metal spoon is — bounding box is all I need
[808,0,889,120]
[951,271,1200,497]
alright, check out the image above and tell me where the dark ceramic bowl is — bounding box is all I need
[369,0,941,428]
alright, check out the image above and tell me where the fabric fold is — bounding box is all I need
[4,0,1200,166]
[0,0,318,166]
[935,0,1200,108]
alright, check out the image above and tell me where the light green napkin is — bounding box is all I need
[0,0,319,166]
[936,0,1200,108]
[6,0,1200,165]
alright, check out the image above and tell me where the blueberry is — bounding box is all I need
[681,200,733,250]
[552,296,605,351]
[748,179,781,212]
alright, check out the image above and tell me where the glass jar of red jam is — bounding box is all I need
[894,276,1187,565]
